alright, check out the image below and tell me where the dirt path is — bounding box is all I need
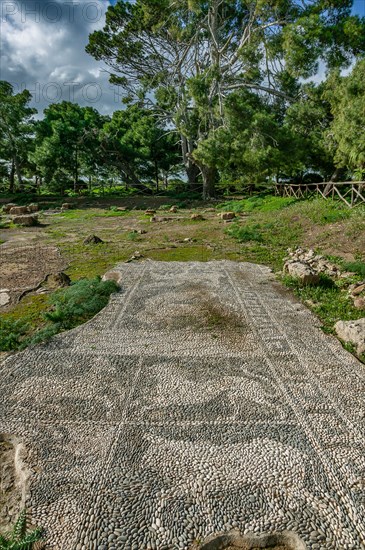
[1,261,364,549]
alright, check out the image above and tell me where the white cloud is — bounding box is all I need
[0,0,121,114]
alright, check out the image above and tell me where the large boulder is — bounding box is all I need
[220,211,236,220]
[44,272,71,290]
[3,203,16,214]
[0,290,10,307]
[335,318,365,355]
[28,203,39,213]
[285,261,320,285]
[12,215,38,226]
[83,235,104,245]
[9,206,29,216]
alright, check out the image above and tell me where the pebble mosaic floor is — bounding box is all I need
[1,261,365,549]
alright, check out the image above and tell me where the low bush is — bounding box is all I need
[0,277,119,352]
[0,319,29,352]
[295,198,351,225]
[0,509,43,549]
[45,277,119,330]
[226,223,264,242]
[281,274,363,333]
[341,260,365,278]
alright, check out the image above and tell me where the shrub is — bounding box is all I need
[297,198,351,225]
[0,319,29,352]
[341,260,365,278]
[226,223,263,242]
[45,277,119,329]
[25,325,60,348]
[0,510,43,549]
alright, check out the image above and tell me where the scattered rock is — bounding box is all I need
[116,207,127,211]
[284,247,341,280]
[0,290,10,306]
[28,203,39,213]
[354,297,365,310]
[44,272,71,290]
[335,318,365,355]
[102,271,122,288]
[340,271,357,279]
[43,209,61,215]
[284,261,320,285]
[3,203,17,214]
[351,283,365,296]
[83,235,104,245]
[126,251,144,263]
[220,212,236,220]
[150,216,173,223]
[9,206,29,216]
[12,215,38,226]
[191,213,204,221]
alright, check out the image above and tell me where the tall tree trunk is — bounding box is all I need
[154,159,159,192]
[324,167,346,196]
[9,159,15,193]
[201,165,217,200]
[181,135,199,186]
[186,152,217,200]
[14,156,23,189]
[120,161,150,193]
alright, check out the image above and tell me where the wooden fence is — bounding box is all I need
[275,181,365,208]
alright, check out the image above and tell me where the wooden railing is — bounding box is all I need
[275,181,365,208]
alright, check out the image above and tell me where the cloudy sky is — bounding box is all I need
[0,0,120,114]
[1,0,364,116]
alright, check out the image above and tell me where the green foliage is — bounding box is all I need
[219,196,296,213]
[102,106,180,191]
[292,198,351,225]
[25,325,60,348]
[45,277,119,330]
[324,59,365,174]
[126,231,139,241]
[281,274,364,333]
[30,101,107,194]
[0,82,37,193]
[86,0,364,197]
[227,223,264,243]
[341,260,365,278]
[0,319,29,352]
[0,278,118,352]
[0,510,43,550]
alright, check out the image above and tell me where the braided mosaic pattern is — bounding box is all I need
[1,261,364,549]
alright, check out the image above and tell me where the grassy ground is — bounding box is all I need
[1,194,364,356]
